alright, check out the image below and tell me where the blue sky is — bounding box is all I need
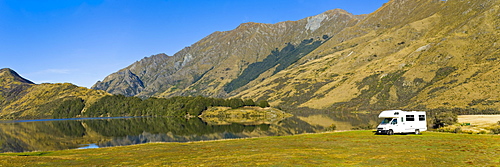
[0,0,387,88]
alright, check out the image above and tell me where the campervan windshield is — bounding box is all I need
[380,118,392,124]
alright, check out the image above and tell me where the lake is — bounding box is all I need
[0,112,379,153]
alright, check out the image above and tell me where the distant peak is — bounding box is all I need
[325,9,351,15]
[307,9,354,19]
[235,22,267,30]
[0,68,35,84]
[0,68,14,73]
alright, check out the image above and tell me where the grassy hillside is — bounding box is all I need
[4,0,499,118]
[90,0,500,116]
[0,68,110,119]
[0,68,277,119]
[0,82,109,119]
[237,0,500,113]
[1,131,498,166]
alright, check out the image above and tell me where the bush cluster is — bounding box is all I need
[76,95,269,117]
[77,95,269,118]
[490,126,500,134]
[430,111,457,128]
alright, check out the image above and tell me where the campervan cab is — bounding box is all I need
[376,110,427,135]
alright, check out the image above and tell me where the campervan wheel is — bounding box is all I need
[415,129,421,135]
[387,130,394,135]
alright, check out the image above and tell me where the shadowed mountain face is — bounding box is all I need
[94,0,500,113]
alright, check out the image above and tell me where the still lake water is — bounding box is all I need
[0,112,379,153]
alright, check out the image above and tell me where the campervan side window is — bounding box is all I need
[406,115,415,121]
[419,115,425,121]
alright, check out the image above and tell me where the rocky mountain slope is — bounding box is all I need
[92,9,365,98]
[238,0,500,113]
[94,0,500,113]
[0,68,109,119]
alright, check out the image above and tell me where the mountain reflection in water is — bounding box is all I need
[0,112,379,153]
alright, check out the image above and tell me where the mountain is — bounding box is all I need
[0,68,34,85]
[0,68,109,119]
[237,0,500,113]
[94,0,500,113]
[92,9,365,98]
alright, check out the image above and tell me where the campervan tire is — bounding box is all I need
[387,130,394,135]
[415,129,421,135]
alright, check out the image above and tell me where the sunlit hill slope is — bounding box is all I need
[0,68,109,119]
[93,0,499,114]
[237,0,500,113]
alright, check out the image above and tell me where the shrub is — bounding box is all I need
[437,125,461,133]
[243,99,256,106]
[325,123,336,131]
[490,126,500,134]
[225,98,243,109]
[257,100,270,108]
[322,34,329,40]
[433,111,457,128]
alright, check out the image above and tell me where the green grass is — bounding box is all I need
[1,131,499,166]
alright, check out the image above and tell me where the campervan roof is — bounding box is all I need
[378,110,403,118]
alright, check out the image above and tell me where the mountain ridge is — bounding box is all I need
[1,0,499,120]
[92,9,364,98]
[237,0,500,112]
[91,0,499,113]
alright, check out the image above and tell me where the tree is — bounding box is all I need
[257,100,270,108]
[433,111,457,128]
[243,99,255,106]
[53,97,85,118]
[228,98,244,109]
[322,34,329,40]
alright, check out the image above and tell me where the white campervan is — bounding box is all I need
[376,110,427,135]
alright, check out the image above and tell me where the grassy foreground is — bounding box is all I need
[1,131,499,166]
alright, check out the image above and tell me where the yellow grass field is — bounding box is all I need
[1,131,499,166]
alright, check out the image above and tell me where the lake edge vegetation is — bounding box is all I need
[50,95,271,119]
